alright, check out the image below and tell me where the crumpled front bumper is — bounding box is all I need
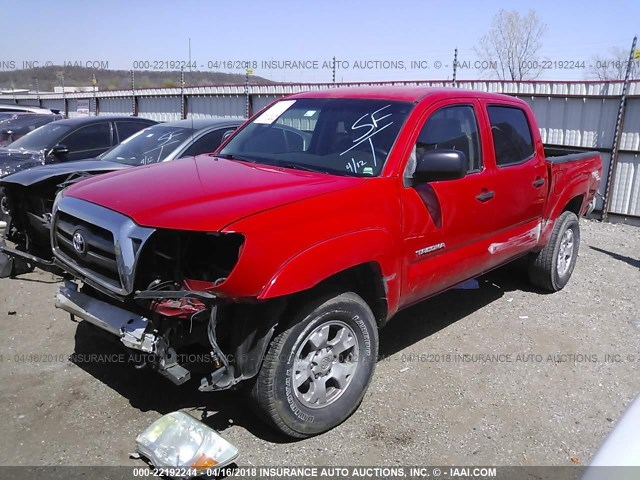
[56,281,191,385]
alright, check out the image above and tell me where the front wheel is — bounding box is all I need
[0,187,10,230]
[249,291,378,438]
[528,211,580,291]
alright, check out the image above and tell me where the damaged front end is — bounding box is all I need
[0,173,94,277]
[0,182,58,276]
[53,195,282,392]
[56,280,223,386]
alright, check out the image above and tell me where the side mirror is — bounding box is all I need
[51,144,69,156]
[414,149,467,183]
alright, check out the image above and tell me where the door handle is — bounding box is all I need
[532,177,545,188]
[476,190,495,202]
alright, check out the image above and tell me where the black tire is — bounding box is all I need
[0,239,13,278]
[0,187,10,228]
[249,291,378,438]
[529,211,580,291]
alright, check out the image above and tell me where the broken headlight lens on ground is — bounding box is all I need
[136,411,239,477]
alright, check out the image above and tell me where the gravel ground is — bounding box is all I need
[0,219,638,469]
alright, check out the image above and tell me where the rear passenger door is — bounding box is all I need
[58,122,113,161]
[480,102,548,266]
[399,100,499,306]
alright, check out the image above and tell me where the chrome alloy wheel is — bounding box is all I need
[292,320,359,409]
[557,228,575,277]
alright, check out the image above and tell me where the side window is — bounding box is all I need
[181,128,233,157]
[61,123,112,152]
[487,106,534,166]
[116,121,150,142]
[416,105,482,173]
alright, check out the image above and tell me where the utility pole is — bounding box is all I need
[602,35,638,221]
[452,48,458,87]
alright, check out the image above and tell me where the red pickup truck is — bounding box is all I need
[51,87,601,438]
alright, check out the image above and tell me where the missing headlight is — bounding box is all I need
[135,231,244,291]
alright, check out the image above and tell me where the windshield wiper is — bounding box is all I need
[276,162,326,173]
[216,153,258,163]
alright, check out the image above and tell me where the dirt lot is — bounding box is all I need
[0,219,638,468]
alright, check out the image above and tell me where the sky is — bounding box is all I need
[3,0,639,84]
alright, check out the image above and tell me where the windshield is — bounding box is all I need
[0,114,58,133]
[102,125,195,166]
[8,122,72,151]
[0,115,61,146]
[219,98,412,176]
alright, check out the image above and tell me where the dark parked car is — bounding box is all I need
[0,113,65,147]
[0,104,58,115]
[0,115,156,228]
[0,118,242,276]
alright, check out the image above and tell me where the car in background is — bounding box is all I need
[0,104,59,115]
[0,118,243,276]
[0,115,156,229]
[0,113,65,147]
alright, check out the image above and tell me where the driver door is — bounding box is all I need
[399,99,499,307]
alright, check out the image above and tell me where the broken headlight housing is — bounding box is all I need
[136,411,239,478]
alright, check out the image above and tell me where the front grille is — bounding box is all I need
[55,211,120,286]
[52,195,155,297]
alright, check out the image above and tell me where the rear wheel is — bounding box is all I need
[528,211,580,291]
[249,291,378,438]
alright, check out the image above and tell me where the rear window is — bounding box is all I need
[487,106,534,166]
[116,120,152,142]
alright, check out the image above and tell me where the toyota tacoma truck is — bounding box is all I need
[50,87,601,438]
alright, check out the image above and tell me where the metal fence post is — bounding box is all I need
[180,68,186,120]
[602,35,637,221]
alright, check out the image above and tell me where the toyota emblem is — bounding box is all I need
[72,231,87,255]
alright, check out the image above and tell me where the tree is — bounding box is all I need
[588,47,638,81]
[476,9,547,81]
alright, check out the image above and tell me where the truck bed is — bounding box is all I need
[542,147,602,222]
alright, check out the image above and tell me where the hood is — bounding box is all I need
[0,159,128,187]
[64,155,364,231]
[0,147,45,177]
